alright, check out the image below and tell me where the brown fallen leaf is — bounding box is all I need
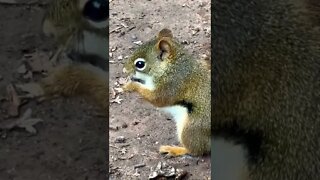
[15,82,44,98]
[6,84,21,117]
[110,88,116,99]
[17,64,27,74]
[0,108,43,134]
[24,50,53,73]
[114,87,124,94]
[110,96,123,104]
[118,77,128,85]
[22,71,33,79]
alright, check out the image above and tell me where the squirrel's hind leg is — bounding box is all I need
[159,145,189,157]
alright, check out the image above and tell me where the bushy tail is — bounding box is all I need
[40,63,108,113]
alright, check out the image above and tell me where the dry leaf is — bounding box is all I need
[114,87,124,94]
[17,64,27,74]
[15,109,42,133]
[110,88,116,99]
[111,96,123,104]
[23,71,33,79]
[24,50,53,73]
[0,108,43,134]
[15,83,44,98]
[6,84,21,117]
[118,77,127,85]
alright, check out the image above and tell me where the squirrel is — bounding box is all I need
[122,28,211,156]
[42,0,108,65]
[213,0,320,179]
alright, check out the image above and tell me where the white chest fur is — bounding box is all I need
[159,105,189,142]
[79,30,107,60]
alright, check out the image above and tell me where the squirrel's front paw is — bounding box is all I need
[122,79,143,92]
[122,81,134,92]
[159,145,189,157]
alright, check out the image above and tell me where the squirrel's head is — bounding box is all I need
[123,28,183,90]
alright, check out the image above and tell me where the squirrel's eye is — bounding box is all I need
[83,0,108,22]
[134,58,146,71]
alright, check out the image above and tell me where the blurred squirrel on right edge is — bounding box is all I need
[213,0,319,179]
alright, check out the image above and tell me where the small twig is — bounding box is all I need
[110,26,122,33]
[134,163,146,169]
[109,144,119,149]
[119,143,130,148]
[118,156,127,160]
[118,154,135,160]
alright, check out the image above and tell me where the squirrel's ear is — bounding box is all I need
[156,29,175,61]
[156,38,175,61]
[157,28,173,39]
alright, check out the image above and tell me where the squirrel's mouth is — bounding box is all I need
[131,76,145,84]
[129,72,155,91]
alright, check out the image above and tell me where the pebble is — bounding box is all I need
[121,122,128,128]
[115,136,126,143]
[131,35,137,40]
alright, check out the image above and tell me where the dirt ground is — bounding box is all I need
[109,0,211,179]
[0,1,107,180]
